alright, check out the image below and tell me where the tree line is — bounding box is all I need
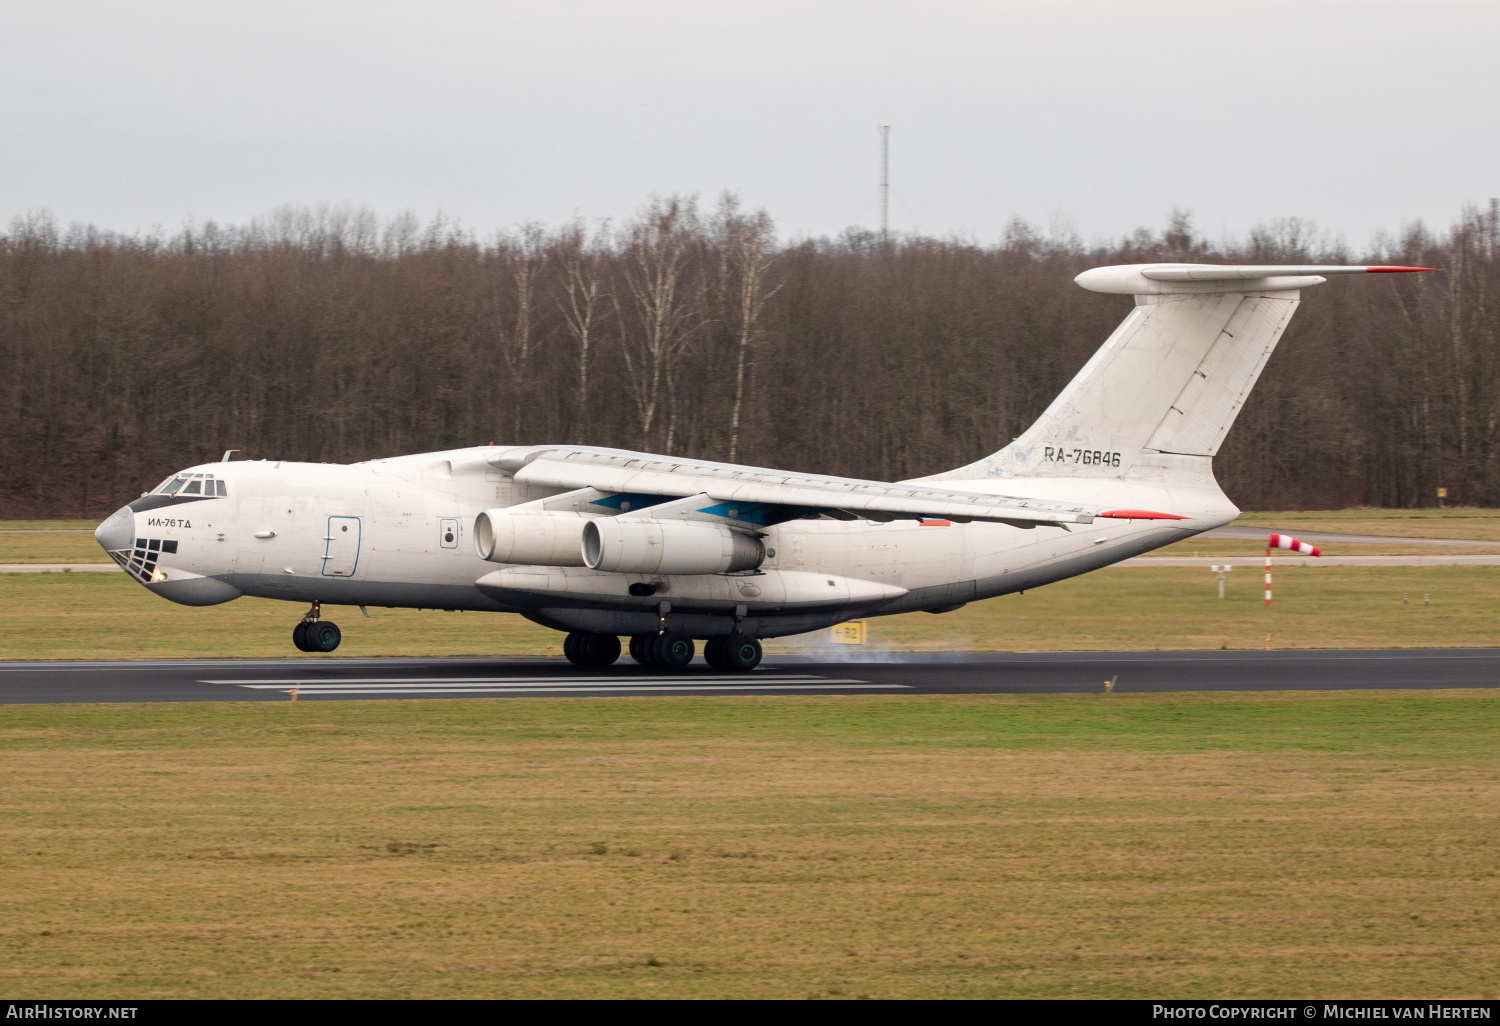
[1,197,1497,518]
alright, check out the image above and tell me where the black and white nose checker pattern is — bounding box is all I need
[109,537,179,583]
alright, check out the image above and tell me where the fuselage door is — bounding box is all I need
[322,516,362,577]
[439,517,460,550]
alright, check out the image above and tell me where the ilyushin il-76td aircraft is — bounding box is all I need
[96,262,1428,672]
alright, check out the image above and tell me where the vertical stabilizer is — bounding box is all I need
[935,263,1430,483]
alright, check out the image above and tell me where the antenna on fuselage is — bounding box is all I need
[221,449,239,462]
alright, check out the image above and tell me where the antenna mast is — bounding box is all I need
[878,125,890,243]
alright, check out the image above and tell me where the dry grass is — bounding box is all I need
[0,521,100,532]
[1234,509,1500,541]
[0,574,559,660]
[0,692,1495,998]
[843,565,1500,653]
[0,533,109,563]
[3,564,1499,661]
[1155,540,1500,556]
[10,511,1500,566]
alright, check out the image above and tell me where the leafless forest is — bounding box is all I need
[2,198,1497,517]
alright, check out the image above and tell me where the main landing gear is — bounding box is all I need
[629,632,696,670]
[704,635,763,673]
[562,631,621,667]
[292,601,341,653]
[561,628,763,673]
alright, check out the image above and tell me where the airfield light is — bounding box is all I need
[1209,564,1232,599]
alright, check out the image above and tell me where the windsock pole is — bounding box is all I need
[1264,533,1323,608]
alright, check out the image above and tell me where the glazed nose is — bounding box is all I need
[95,504,135,554]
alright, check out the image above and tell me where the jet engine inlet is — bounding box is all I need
[474,510,589,566]
[582,519,764,575]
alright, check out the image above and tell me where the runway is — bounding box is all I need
[1,649,1497,703]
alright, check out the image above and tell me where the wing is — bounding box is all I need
[490,446,1180,528]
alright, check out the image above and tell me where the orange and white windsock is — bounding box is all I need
[1269,533,1322,557]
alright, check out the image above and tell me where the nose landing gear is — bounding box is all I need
[292,601,341,653]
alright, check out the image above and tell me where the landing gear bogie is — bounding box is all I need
[563,631,621,667]
[628,633,657,667]
[628,632,694,669]
[652,632,695,670]
[705,635,762,673]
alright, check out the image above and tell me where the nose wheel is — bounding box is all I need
[292,602,341,653]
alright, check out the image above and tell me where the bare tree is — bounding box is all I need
[615,197,702,451]
[3,201,1494,517]
[492,222,548,437]
[557,219,611,424]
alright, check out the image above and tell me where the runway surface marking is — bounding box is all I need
[202,674,866,685]
[204,673,900,696]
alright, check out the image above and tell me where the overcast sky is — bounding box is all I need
[2,0,1496,247]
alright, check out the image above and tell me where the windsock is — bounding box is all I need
[1269,533,1321,556]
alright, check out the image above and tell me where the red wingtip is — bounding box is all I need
[1366,266,1436,273]
[1099,509,1188,520]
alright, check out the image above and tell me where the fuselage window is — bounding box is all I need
[216,480,228,496]
[161,478,184,495]
[183,480,202,495]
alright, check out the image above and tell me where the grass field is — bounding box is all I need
[1234,509,1500,541]
[1,692,1495,999]
[1154,540,1500,556]
[3,510,1499,660]
[9,509,1500,564]
[2,565,1497,661]
[0,532,108,563]
[4,514,1497,999]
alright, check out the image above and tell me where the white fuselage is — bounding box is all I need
[97,445,1234,639]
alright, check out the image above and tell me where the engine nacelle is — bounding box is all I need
[474,510,588,566]
[582,518,765,575]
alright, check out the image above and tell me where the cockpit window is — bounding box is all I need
[153,473,226,497]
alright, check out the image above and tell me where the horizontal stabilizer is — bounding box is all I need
[1077,263,1432,295]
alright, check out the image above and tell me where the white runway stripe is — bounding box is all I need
[203,674,861,686]
[200,672,903,696]
[226,682,904,695]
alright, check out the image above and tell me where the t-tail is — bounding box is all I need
[934,263,1430,488]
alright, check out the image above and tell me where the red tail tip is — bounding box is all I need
[1099,509,1188,520]
[1366,266,1436,273]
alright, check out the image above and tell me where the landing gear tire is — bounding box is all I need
[705,635,762,673]
[292,621,313,652]
[651,632,695,670]
[629,634,658,667]
[305,620,342,653]
[564,632,620,667]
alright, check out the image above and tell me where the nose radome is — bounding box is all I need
[95,504,135,554]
